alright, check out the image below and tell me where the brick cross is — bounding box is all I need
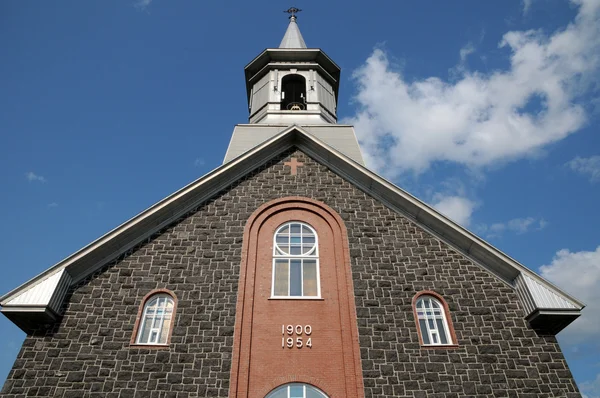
[284,157,304,175]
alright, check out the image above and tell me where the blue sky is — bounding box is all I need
[1,0,600,395]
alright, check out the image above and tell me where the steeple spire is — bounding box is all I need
[279,7,307,48]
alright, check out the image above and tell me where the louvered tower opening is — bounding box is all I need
[281,74,306,110]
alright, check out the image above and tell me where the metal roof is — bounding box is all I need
[224,124,365,165]
[279,15,307,49]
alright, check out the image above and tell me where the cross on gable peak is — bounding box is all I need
[284,157,304,175]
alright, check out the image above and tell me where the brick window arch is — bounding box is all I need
[230,197,364,397]
[412,290,458,348]
[130,289,177,347]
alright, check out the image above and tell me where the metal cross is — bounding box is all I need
[284,157,304,175]
[284,7,302,17]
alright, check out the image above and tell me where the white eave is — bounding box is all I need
[0,126,584,333]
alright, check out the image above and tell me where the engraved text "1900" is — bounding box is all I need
[281,324,312,349]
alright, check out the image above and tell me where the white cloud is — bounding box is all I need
[567,155,600,182]
[522,0,535,14]
[540,246,600,344]
[194,157,205,167]
[136,0,152,9]
[25,171,46,183]
[459,43,475,63]
[346,0,600,177]
[476,217,546,238]
[431,195,477,226]
[47,202,58,208]
[581,371,600,398]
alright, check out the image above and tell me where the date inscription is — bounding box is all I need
[281,324,312,349]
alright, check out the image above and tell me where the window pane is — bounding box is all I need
[159,318,171,344]
[306,388,325,398]
[290,224,301,233]
[267,388,287,398]
[290,246,302,255]
[302,225,312,234]
[290,260,302,296]
[436,319,449,344]
[274,260,289,296]
[419,319,430,344]
[302,245,315,254]
[303,260,318,296]
[139,317,152,343]
[276,236,289,244]
[289,385,303,398]
[290,236,301,244]
[303,236,315,244]
[279,226,289,234]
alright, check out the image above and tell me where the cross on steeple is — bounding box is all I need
[284,7,302,19]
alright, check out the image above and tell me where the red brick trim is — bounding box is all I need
[129,288,178,348]
[412,290,459,349]
[229,196,364,398]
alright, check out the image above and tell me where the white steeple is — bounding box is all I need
[279,15,307,49]
[223,10,366,166]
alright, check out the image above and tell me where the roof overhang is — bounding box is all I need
[1,126,585,334]
[526,309,582,335]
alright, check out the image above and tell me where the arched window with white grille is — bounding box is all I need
[272,221,320,298]
[133,291,176,345]
[265,383,329,398]
[414,293,456,346]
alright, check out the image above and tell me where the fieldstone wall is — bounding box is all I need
[1,148,580,397]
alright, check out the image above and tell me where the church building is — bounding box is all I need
[1,11,585,397]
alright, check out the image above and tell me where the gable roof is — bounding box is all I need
[0,126,584,334]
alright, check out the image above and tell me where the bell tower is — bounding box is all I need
[245,9,340,125]
[223,10,364,165]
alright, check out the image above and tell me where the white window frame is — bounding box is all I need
[265,383,329,398]
[135,294,175,345]
[271,221,321,299]
[415,295,453,346]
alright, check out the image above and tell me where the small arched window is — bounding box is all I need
[413,293,456,346]
[132,291,176,346]
[272,221,320,298]
[280,74,307,110]
[265,383,329,398]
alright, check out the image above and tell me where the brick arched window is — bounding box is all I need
[131,289,177,346]
[265,383,329,398]
[230,197,364,397]
[412,291,458,347]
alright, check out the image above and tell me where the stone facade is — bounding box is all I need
[1,149,580,397]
